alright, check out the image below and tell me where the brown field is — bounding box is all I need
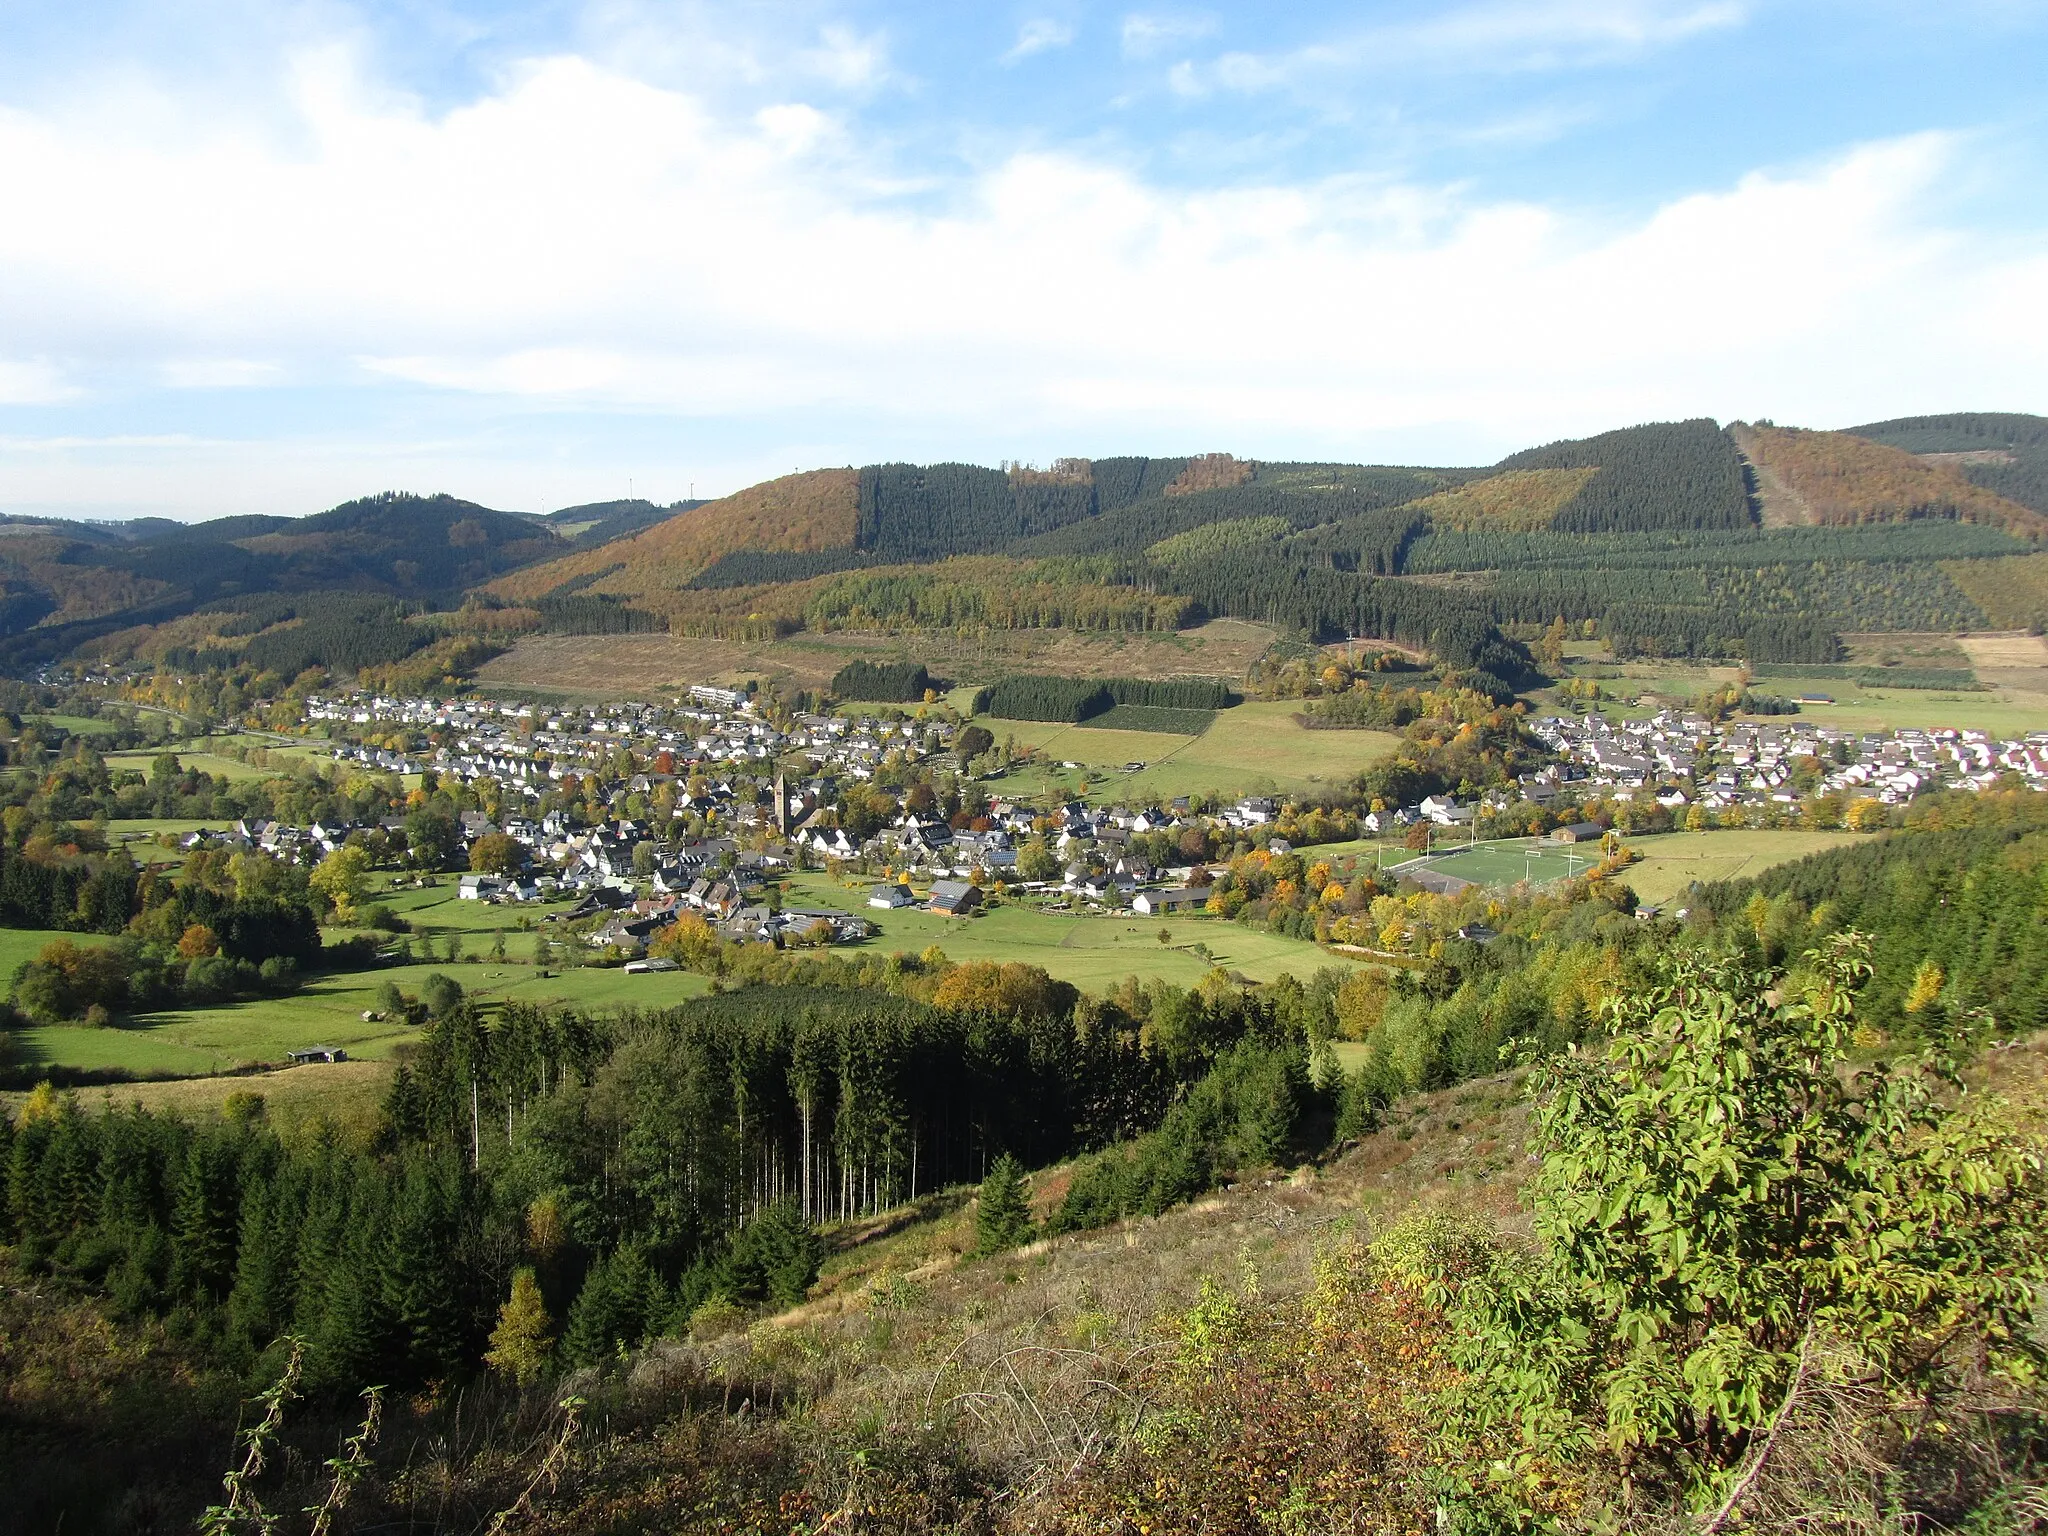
[1958,631,2048,693]
[474,618,1284,696]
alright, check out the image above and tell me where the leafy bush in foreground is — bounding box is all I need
[1431,935,2048,1529]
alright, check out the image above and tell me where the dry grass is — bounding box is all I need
[474,619,1282,696]
[1404,466,1597,530]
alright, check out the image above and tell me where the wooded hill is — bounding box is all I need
[20,411,2048,683]
[1847,410,2048,518]
[0,494,591,673]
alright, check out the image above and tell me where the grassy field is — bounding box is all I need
[11,956,713,1078]
[0,926,113,978]
[1617,828,1860,906]
[987,700,1399,804]
[0,1059,394,1135]
[361,880,587,935]
[23,713,123,736]
[785,874,1351,988]
[103,750,273,782]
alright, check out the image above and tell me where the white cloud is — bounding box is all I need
[0,51,2042,516]
[159,358,284,389]
[795,24,892,92]
[1121,12,1218,59]
[0,358,77,405]
[1177,0,1745,95]
[1004,18,1077,63]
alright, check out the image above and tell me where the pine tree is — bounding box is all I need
[484,1268,553,1387]
[975,1154,1034,1256]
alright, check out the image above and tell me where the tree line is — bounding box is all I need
[829,660,940,702]
[1400,517,2026,574]
[1692,788,2048,1035]
[532,593,663,635]
[985,673,1235,722]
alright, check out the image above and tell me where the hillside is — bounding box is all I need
[1737,422,2048,535]
[541,497,703,550]
[11,408,2048,689]
[486,468,861,604]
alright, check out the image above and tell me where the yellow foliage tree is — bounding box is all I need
[483,1268,553,1388]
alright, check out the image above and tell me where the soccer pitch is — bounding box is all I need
[1385,838,1598,890]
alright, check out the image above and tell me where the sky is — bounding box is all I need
[0,0,2045,520]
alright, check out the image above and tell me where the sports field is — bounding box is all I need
[1386,839,1601,890]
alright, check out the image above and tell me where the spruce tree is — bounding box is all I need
[563,1247,662,1366]
[381,1157,467,1381]
[975,1154,1034,1257]
[170,1132,241,1302]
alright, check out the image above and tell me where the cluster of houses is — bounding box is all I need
[1526,711,2048,810]
[307,687,961,802]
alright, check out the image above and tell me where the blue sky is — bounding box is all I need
[1,0,2045,519]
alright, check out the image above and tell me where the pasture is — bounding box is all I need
[10,955,712,1079]
[987,700,1399,804]
[103,750,273,782]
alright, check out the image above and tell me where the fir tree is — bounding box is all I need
[718,1204,824,1308]
[381,1157,468,1382]
[975,1154,1035,1257]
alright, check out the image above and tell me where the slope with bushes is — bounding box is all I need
[1739,421,2048,535]
[486,468,861,604]
[1848,409,2048,516]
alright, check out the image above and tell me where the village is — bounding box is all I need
[146,684,2048,961]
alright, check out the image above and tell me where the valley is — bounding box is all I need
[6,409,2048,1536]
